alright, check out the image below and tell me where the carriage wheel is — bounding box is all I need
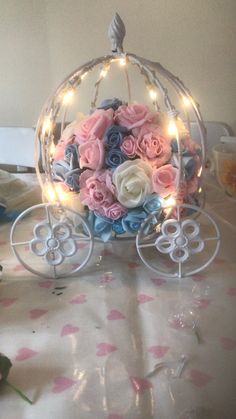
[136,204,220,278]
[10,203,94,279]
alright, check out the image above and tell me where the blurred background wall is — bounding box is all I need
[0,0,235,131]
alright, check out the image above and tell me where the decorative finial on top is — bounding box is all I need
[108,13,126,53]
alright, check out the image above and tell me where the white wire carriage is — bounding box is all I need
[10,14,220,279]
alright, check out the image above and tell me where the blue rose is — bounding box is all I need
[98,98,124,111]
[105,148,127,169]
[64,168,81,191]
[105,125,129,149]
[92,213,113,242]
[112,219,126,235]
[64,144,80,169]
[184,157,197,180]
[122,209,147,234]
[53,161,82,191]
[53,160,70,182]
[143,194,163,214]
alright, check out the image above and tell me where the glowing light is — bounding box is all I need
[100,68,108,78]
[62,89,74,104]
[80,71,88,80]
[168,120,178,137]
[164,196,176,208]
[198,187,202,193]
[119,57,126,66]
[42,117,52,136]
[198,166,203,177]
[44,183,68,203]
[49,142,56,156]
[149,89,157,101]
[182,96,191,107]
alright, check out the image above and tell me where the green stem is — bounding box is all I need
[4,379,33,405]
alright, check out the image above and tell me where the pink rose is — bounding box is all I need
[152,164,178,197]
[120,135,137,158]
[136,126,171,168]
[102,202,127,220]
[114,104,152,129]
[74,109,114,144]
[79,138,104,170]
[80,169,115,211]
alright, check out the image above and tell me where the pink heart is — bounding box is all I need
[13,264,26,272]
[193,273,206,282]
[107,415,124,419]
[52,376,76,393]
[38,280,53,288]
[137,294,154,304]
[151,277,166,286]
[61,324,80,337]
[15,347,38,361]
[130,376,152,394]
[189,369,212,387]
[107,310,125,320]
[148,345,170,358]
[0,298,17,307]
[30,308,48,319]
[128,262,140,269]
[70,294,87,304]
[193,298,211,309]
[96,343,117,356]
[227,287,236,296]
[220,337,236,350]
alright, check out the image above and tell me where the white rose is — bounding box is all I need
[112,159,152,208]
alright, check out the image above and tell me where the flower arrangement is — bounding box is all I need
[52,99,201,241]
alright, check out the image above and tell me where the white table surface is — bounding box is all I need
[0,175,236,419]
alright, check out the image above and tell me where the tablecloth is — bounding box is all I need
[0,176,236,419]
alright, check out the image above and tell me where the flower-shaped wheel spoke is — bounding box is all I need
[136,204,221,278]
[10,203,94,279]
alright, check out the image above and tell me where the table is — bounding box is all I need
[0,175,236,419]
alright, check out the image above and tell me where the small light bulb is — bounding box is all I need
[49,142,56,156]
[80,71,88,80]
[42,117,52,136]
[62,89,74,104]
[100,68,108,78]
[44,183,68,203]
[197,166,203,177]
[182,96,191,107]
[119,57,126,66]
[198,187,202,193]
[44,185,56,203]
[164,196,176,207]
[149,89,157,101]
[168,120,178,137]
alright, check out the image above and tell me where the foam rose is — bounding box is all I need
[79,138,104,170]
[80,169,114,210]
[152,164,178,197]
[136,125,171,168]
[113,159,152,208]
[115,103,152,129]
[75,108,114,144]
[102,202,127,220]
[120,135,137,158]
